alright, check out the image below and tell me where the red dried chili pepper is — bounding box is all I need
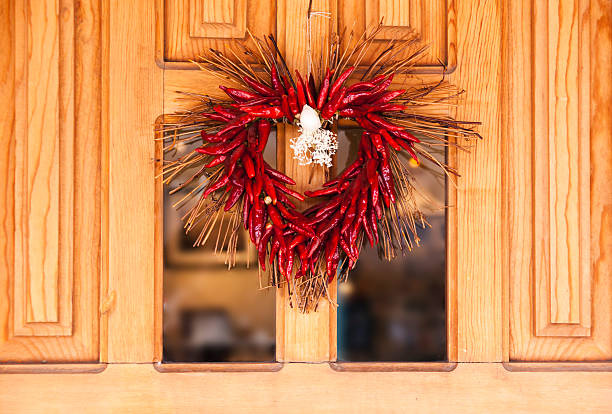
[219,85,259,102]
[270,65,283,94]
[202,174,229,199]
[304,187,338,197]
[203,155,226,168]
[287,87,299,115]
[376,103,406,112]
[258,224,273,270]
[369,89,405,106]
[197,133,244,155]
[379,158,397,203]
[280,95,294,122]
[202,112,230,122]
[272,181,305,201]
[397,138,419,161]
[325,227,340,279]
[338,108,365,118]
[391,129,420,143]
[251,198,266,244]
[339,236,356,261]
[294,70,308,109]
[241,106,284,119]
[316,68,332,109]
[329,66,355,99]
[226,143,247,176]
[369,203,379,244]
[321,87,347,119]
[379,129,401,151]
[366,113,404,131]
[267,204,285,228]
[269,239,280,265]
[224,186,244,211]
[315,197,342,218]
[243,76,276,96]
[263,175,277,204]
[264,163,296,185]
[346,80,376,93]
[217,115,254,136]
[287,222,316,238]
[242,154,256,178]
[341,90,373,106]
[256,119,271,152]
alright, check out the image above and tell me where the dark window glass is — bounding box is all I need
[336,129,447,362]
[162,131,277,362]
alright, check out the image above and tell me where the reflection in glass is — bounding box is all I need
[162,132,277,363]
[336,129,447,362]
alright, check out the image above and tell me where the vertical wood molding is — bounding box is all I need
[533,0,591,338]
[189,0,247,38]
[13,0,74,336]
[275,0,337,362]
[452,0,503,362]
[107,0,163,362]
[506,0,612,360]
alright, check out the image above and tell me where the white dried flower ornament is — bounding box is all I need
[290,104,338,168]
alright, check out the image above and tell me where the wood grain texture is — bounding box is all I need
[533,0,591,337]
[1,363,612,413]
[450,0,504,362]
[159,0,276,67]
[106,0,163,362]
[274,0,337,363]
[339,0,456,72]
[505,0,612,360]
[189,0,246,38]
[0,0,101,361]
[13,0,73,335]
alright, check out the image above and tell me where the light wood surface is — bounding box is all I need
[274,0,338,363]
[533,0,591,337]
[189,0,247,38]
[1,363,612,413]
[0,0,100,362]
[105,0,163,362]
[505,0,612,360]
[339,0,456,72]
[13,0,72,332]
[450,0,504,362]
[159,0,276,68]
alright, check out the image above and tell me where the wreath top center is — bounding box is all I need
[160,29,480,310]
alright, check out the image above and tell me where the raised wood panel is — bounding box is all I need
[189,0,247,38]
[533,0,591,337]
[506,0,612,360]
[12,0,74,337]
[0,0,101,361]
[340,0,456,72]
[158,0,276,68]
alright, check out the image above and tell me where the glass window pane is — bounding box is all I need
[162,131,277,363]
[336,129,447,362]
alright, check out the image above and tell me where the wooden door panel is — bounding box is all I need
[0,0,101,362]
[158,0,277,68]
[338,0,456,72]
[506,0,612,360]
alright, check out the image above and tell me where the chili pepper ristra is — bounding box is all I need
[158,24,480,311]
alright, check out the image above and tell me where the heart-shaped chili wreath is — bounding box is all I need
[160,27,480,310]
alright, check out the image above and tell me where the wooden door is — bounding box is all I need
[1,0,612,412]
